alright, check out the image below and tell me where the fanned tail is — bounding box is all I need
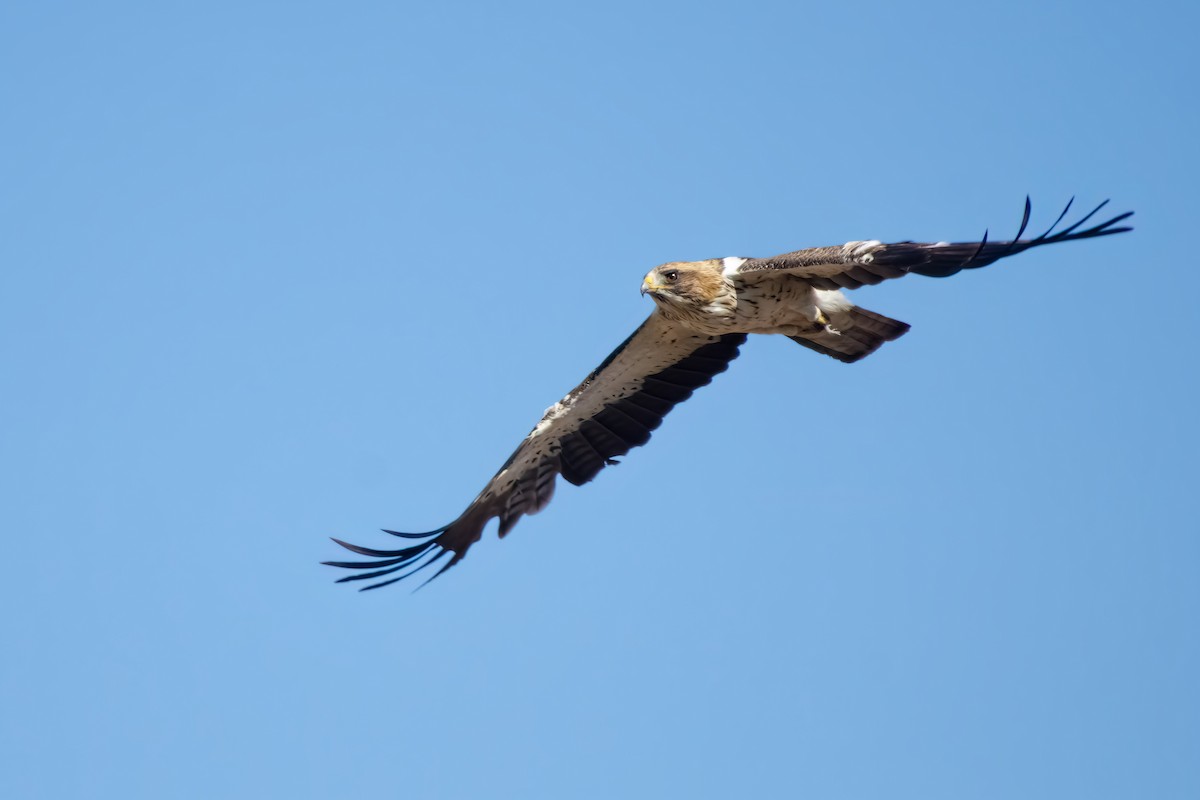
[789,306,910,364]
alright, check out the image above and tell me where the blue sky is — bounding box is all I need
[2,1,1197,797]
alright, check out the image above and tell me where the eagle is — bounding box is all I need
[325,198,1132,590]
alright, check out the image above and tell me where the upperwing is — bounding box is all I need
[324,312,746,590]
[731,198,1133,290]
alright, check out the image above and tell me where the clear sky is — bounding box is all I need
[3,1,1197,798]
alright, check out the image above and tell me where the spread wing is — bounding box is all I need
[324,312,746,590]
[732,198,1133,290]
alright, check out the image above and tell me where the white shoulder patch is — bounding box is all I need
[531,400,569,437]
[721,256,747,276]
[841,240,882,262]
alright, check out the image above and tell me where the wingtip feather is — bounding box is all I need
[381,527,447,539]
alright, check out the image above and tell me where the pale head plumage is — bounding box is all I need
[641,259,737,331]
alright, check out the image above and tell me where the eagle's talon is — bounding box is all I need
[815,310,841,336]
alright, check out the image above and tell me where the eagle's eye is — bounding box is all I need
[663,270,679,283]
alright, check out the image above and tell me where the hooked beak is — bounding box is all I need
[641,276,663,296]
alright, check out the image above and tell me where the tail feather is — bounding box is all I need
[789,306,910,363]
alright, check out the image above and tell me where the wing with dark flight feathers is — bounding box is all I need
[733,198,1134,290]
[323,312,746,590]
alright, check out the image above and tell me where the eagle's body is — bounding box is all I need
[648,254,908,360]
[325,199,1132,590]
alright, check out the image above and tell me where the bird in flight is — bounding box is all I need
[324,198,1132,590]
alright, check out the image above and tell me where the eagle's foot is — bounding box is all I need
[815,310,841,336]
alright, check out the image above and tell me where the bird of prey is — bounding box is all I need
[324,198,1132,590]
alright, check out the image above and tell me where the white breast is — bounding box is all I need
[733,276,818,331]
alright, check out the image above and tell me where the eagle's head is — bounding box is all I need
[638,261,729,321]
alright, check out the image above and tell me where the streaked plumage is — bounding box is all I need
[325,198,1132,590]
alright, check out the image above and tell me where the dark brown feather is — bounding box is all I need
[325,319,745,589]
